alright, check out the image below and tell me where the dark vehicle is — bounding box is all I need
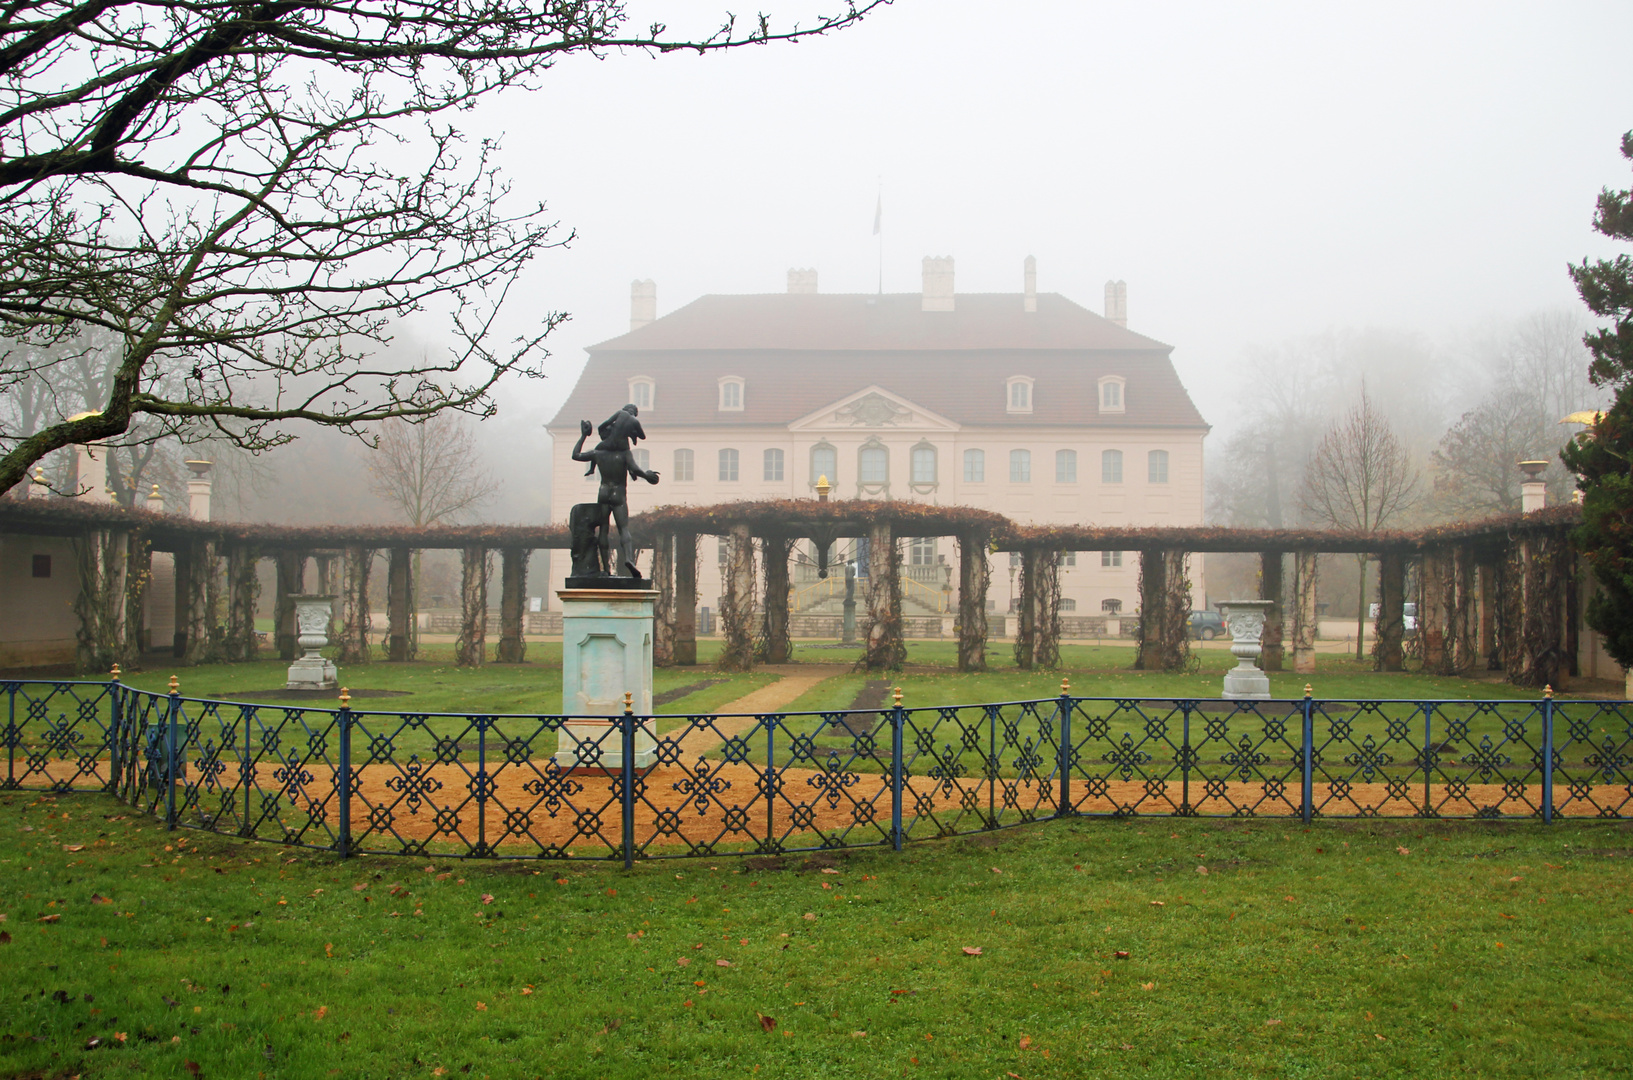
[1189,610,1227,641]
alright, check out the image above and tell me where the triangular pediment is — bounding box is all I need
[788,385,961,433]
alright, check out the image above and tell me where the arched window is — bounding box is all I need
[763,448,784,482]
[628,377,654,411]
[1148,449,1169,483]
[1098,376,1125,414]
[1102,449,1123,483]
[810,443,837,487]
[673,448,694,482]
[1006,376,1034,413]
[718,377,745,411]
[859,443,889,485]
[963,448,985,482]
[1055,449,1077,482]
[718,448,739,481]
[1009,449,1031,482]
[911,443,937,489]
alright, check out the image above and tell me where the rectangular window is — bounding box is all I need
[963,449,985,482]
[860,446,888,484]
[31,554,51,578]
[719,448,739,481]
[1061,551,1076,567]
[1009,551,1022,568]
[909,537,936,566]
[673,448,694,482]
[764,448,784,482]
[1102,449,1123,483]
[911,446,936,484]
[1148,449,1170,484]
[1009,449,1030,482]
[718,539,729,566]
[811,445,837,486]
[1101,550,1123,568]
[1055,449,1077,483]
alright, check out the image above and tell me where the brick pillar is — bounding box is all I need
[1375,551,1406,672]
[760,536,793,664]
[386,546,413,662]
[496,547,527,663]
[956,530,989,673]
[1259,551,1284,671]
[1292,551,1318,674]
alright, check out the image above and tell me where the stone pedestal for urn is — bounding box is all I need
[1218,600,1274,700]
[555,586,658,773]
[285,595,339,690]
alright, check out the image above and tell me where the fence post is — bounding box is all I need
[1301,684,1314,825]
[1541,685,1554,825]
[1422,701,1435,818]
[890,687,905,852]
[1056,678,1072,818]
[1180,700,1192,816]
[5,678,15,791]
[107,665,122,797]
[337,689,352,858]
[621,692,635,870]
[165,675,180,831]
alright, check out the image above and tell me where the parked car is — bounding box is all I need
[1189,610,1227,641]
[1367,602,1419,635]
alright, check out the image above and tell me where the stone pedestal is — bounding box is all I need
[286,595,338,690]
[1218,600,1274,700]
[556,587,658,772]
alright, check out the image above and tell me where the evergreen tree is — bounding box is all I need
[1564,132,1633,675]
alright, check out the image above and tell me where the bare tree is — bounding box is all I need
[1301,388,1419,657]
[366,415,498,527]
[0,1,883,496]
[1431,389,1556,516]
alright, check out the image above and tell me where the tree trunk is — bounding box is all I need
[718,525,756,671]
[1513,531,1569,689]
[121,531,151,666]
[455,546,489,667]
[956,531,989,673]
[1354,555,1367,660]
[1135,549,1190,672]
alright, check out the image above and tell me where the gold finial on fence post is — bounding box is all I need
[624,690,634,715]
[168,675,179,695]
[1304,683,1312,699]
[109,663,121,682]
[1544,684,1553,699]
[1061,677,1071,695]
[338,687,351,708]
[893,686,903,708]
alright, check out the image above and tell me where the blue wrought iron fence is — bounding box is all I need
[3,679,1630,866]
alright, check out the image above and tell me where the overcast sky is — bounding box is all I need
[439,0,1633,449]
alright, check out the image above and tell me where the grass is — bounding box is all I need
[2,790,1630,1079]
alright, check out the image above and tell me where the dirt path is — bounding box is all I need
[672,664,848,759]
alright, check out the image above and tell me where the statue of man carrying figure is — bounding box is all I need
[568,404,660,583]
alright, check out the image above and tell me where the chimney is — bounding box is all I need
[1023,255,1037,313]
[921,256,954,312]
[1518,460,1548,513]
[185,460,214,521]
[787,268,818,294]
[630,279,656,331]
[1104,280,1127,328]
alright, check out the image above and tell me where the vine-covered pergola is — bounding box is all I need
[0,497,1585,689]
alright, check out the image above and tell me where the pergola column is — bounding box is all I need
[1513,531,1569,689]
[1374,551,1406,672]
[1292,550,1318,674]
[760,535,793,664]
[274,549,308,661]
[1014,549,1038,670]
[1450,543,1479,674]
[72,527,128,673]
[223,543,260,662]
[123,531,151,661]
[172,538,217,664]
[496,547,527,663]
[455,546,489,667]
[386,546,413,661]
[863,521,905,671]
[956,530,989,673]
[336,545,373,664]
[1135,548,1190,672]
[1259,551,1284,671]
[1478,559,1499,671]
[653,533,675,667]
[673,532,698,666]
[1036,551,1062,670]
[718,524,756,671]
[1419,546,1450,673]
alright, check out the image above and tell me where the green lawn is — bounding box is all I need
[2,790,1629,1078]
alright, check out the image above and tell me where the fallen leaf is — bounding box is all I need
[677,958,690,967]
[1397,846,1410,855]
[820,868,840,875]
[853,1030,867,1038]
[1114,951,1130,960]
[758,1013,776,1033]
[961,946,983,956]
[1495,942,1505,948]
[716,959,732,967]
[1284,895,1295,902]
[1120,1043,1134,1051]
[481,894,495,905]
[315,1006,328,1019]
[432,1069,447,1077]
[475,1002,487,1011]
[1196,866,1208,875]
[64,844,84,852]
[989,867,1002,874]
[184,1060,201,1077]
[1149,900,1165,907]
[163,995,180,1008]
[1265,1018,1282,1026]
[85,1036,103,1050]
[1018,1035,1033,1050]
[1007,1074,1024,1080]
[521,987,533,995]
[1141,982,1155,991]
[0,931,10,944]
[37,913,60,923]
[91,894,112,905]
[351,883,366,892]
[802,913,816,921]
[1375,1033,1387,1041]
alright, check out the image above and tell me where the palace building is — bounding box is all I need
[547,257,1210,630]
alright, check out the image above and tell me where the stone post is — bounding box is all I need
[1375,551,1406,672]
[1014,549,1038,670]
[274,550,307,661]
[673,532,698,666]
[956,531,989,672]
[224,543,260,661]
[497,547,528,663]
[652,533,675,666]
[863,521,905,671]
[760,535,793,664]
[184,460,213,521]
[455,546,489,667]
[386,546,413,661]
[718,524,756,671]
[1259,551,1285,671]
[336,546,373,664]
[1292,550,1318,674]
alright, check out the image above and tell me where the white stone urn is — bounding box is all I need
[286,594,339,691]
[1217,600,1275,700]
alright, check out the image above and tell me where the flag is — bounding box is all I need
[872,193,881,236]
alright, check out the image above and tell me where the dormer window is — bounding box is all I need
[628,376,654,410]
[718,377,744,412]
[1006,376,1034,414]
[1098,375,1126,414]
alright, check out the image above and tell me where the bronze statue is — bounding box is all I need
[568,404,659,583]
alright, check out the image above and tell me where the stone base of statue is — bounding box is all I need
[556,586,659,772]
[286,595,338,691]
[1218,600,1274,700]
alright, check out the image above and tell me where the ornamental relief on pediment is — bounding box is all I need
[833,392,912,427]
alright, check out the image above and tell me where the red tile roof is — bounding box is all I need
[550,292,1208,431]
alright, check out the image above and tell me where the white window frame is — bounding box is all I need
[1102,448,1124,483]
[1006,376,1035,414]
[1101,550,1123,568]
[673,448,694,482]
[719,448,740,482]
[628,376,655,411]
[763,447,784,482]
[1098,375,1126,414]
[718,376,745,412]
[963,448,985,483]
[910,441,938,492]
[810,442,838,489]
[1055,449,1077,483]
[1148,449,1170,484]
[1009,449,1031,482]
